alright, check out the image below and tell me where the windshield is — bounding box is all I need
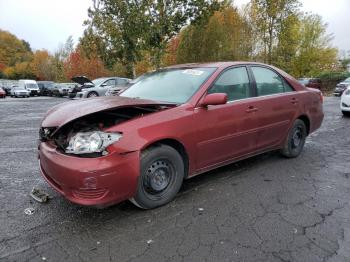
[92,78,107,86]
[26,83,38,89]
[121,68,216,103]
[343,77,350,83]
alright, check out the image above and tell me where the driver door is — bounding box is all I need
[193,66,259,170]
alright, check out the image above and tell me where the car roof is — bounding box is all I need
[164,61,272,69]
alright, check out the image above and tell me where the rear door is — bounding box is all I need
[248,66,298,150]
[194,66,259,169]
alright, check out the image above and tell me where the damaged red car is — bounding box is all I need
[38,62,324,209]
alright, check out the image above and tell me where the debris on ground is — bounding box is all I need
[24,207,35,215]
[30,188,50,203]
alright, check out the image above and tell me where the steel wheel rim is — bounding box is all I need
[143,159,175,199]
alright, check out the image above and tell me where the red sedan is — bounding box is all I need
[0,87,6,98]
[38,62,324,209]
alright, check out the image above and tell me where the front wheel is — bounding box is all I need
[280,119,307,158]
[87,92,98,98]
[130,145,185,209]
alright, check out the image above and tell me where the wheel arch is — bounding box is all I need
[141,138,190,178]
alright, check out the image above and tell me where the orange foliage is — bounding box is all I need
[0,63,6,72]
[163,36,180,66]
[31,50,51,80]
[64,48,110,80]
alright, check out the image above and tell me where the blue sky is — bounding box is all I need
[0,0,349,55]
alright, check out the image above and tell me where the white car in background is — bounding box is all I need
[340,87,350,116]
[10,86,30,98]
[19,79,40,96]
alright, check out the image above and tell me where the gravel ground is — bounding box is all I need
[0,96,349,262]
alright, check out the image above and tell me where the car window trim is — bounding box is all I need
[247,65,295,97]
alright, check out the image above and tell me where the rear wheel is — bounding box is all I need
[130,145,184,209]
[280,119,307,158]
[87,91,98,98]
[342,111,350,117]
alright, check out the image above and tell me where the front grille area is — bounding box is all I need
[72,188,108,199]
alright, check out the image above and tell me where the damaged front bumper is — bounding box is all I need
[38,142,140,207]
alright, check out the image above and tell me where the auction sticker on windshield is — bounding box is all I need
[182,69,204,76]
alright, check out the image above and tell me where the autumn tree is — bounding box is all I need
[31,50,52,80]
[64,48,109,80]
[0,29,33,68]
[176,6,253,63]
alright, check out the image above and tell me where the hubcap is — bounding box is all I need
[89,93,97,97]
[144,160,173,194]
[292,127,302,148]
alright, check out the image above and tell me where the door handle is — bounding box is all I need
[291,97,299,104]
[246,106,258,113]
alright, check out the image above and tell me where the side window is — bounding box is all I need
[208,67,251,101]
[251,67,291,96]
[117,79,128,85]
[104,79,116,86]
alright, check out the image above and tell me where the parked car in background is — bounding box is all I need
[70,76,131,98]
[18,80,40,96]
[105,85,130,96]
[37,81,55,96]
[298,78,321,89]
[105,76,142,96]
[4,86,13,96]
[38,62,324,209]
[334,77,350,96]
[52,83,75,97]
[0,87,6,98]
[10,86,30,98]
[340,87,350,116]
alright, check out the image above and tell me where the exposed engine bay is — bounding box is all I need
[40,105,174,156]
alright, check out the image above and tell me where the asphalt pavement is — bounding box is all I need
[0,96,350,262]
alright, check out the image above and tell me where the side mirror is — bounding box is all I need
[200,93,227,107]
[101,83,107,87]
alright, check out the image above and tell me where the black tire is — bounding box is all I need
[280,119,307,158]
[342,111,350,117]
[130,144,185,209]
[87,91,98,98]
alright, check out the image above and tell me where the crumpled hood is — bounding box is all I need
[42,96,173,128]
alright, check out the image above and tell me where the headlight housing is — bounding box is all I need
[65,131,122,154]
[344,88,350,96]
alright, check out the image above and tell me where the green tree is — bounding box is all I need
[81,0,226,77]
[290,14,338,77]
[248,0,301,63]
